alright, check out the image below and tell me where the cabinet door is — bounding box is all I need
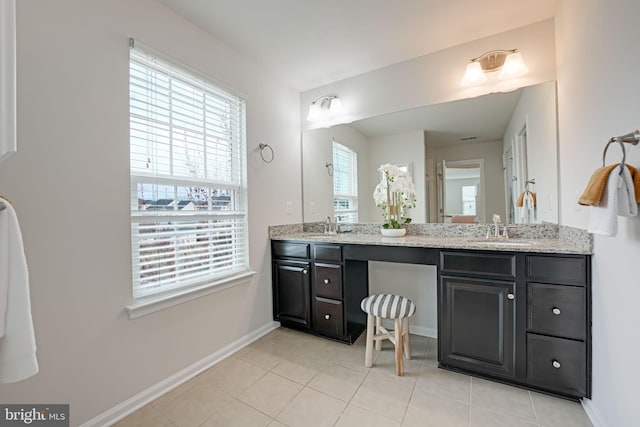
[273,260,311,328]
[440,276,516,378]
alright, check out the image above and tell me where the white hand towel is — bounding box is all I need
[617,165,638,217]
[0,201,39,383]
[588,165,637,236]
[520,191,535,224]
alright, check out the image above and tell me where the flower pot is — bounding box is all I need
[380,227,407,237]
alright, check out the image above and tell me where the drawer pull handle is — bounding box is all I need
[324,279,330,284]
[302,269,308,275]
[552,360,561,369]
[507,293,515,300]
[324,314,331,320]
[552,307,561,315]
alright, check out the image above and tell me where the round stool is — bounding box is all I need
[360,294,416,376]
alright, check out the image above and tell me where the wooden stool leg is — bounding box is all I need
[375,316,383,351]
[394,318,404,376]
[403,317,411,360]
[365,314,374,367]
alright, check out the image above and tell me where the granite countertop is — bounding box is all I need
[270,232,592,255]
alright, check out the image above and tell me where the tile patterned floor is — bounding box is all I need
[114,328,593,427]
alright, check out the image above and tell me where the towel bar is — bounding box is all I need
[602,140,626,171]
[602,129,639,174]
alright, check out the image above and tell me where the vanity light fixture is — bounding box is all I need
[460,49,528,87]
[307,95,344,122]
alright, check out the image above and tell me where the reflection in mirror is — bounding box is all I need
[438,159,484,223]
[302,81,558,224]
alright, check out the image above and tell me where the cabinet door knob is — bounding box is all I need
[552,360,561,369]
[323,279,330,284]
[507,293,515,300]
[324,314,331,320]
[302,269,308,275]
[552,307,561,315]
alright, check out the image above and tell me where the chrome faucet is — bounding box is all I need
[492,214,501,238]
[324,216,338,235]
[486,214,509,239]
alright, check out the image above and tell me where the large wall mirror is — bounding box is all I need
[302,81,559,225]
[0,0,17,162]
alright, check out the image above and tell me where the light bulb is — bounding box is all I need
[499,52,528,78]
[460,62,487,86]
[306,102,322,121]
[328,97,343,116]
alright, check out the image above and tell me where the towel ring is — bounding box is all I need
[325,162,334,177]
[258,143,274,163]
[602,139,626,174]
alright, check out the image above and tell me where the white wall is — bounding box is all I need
[368,131,427,223]
[302,124,371,223]
[0,0,300,424]
[369,263,438,338]
[503,81,559,223]
[555,1,640,426]
[301,19,556,130]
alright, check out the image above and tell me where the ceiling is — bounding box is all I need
[156,0,559,91]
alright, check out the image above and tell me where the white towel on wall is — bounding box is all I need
[0,201,38,383]
[588,165,638,236]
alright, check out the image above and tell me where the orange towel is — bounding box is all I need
[515,191,536,207]
[630,165,640,204]
[579,163,640,206]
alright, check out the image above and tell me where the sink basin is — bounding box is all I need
[477,240,535,247]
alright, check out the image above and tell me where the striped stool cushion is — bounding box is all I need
[361,294,416,319]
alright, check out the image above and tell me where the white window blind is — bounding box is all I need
[129,44,248,299]
[332,142,358,223]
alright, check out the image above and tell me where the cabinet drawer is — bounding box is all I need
[273,241,310,259]
[440,251,516,278]
[526,256,586,286]
[313,244,342,262]
[527,334,586,397]
[528,283,586,340]
[314,297,344,337]
[313,263,343,300]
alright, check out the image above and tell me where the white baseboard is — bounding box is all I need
[378,320,437,339]
[582,398,606,427]
[410,325,437,339]
[80,321,280,427]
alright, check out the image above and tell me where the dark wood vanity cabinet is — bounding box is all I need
[438,250,591,399]
[272,241,367,343]
[272,239,590,399]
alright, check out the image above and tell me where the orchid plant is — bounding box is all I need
[373,164,417,229]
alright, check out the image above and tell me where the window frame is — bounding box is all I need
[127,41,252,317]
[332,141,358,223]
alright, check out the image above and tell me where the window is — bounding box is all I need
[462,185,477,215]
[332,142,358,223]
[129,44,248,300]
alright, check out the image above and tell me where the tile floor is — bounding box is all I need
[114,327,593,427]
